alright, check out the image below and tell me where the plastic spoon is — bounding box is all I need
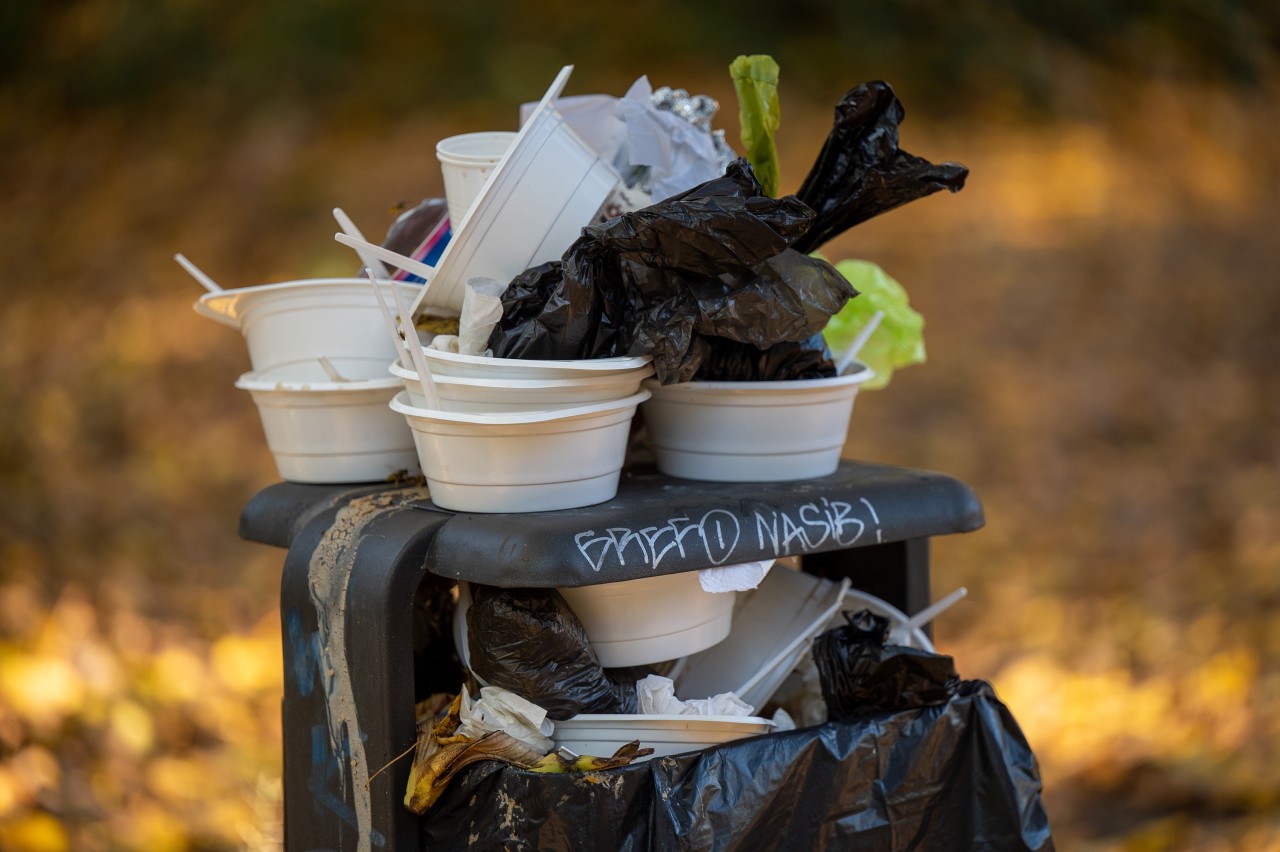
[332,208,389,279]
[902,587,968,633]
[835,310,884,376]
[384,269,442,409]
[318,357,349,383]
[363,270,409,367]
[174,253,223,293]
[335,232,436,282]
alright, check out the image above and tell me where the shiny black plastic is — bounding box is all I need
[791,81,969,254]
[421,680,1053,851]
[812,609,961,721]
[487,160,856,384]
[465,586,637,719]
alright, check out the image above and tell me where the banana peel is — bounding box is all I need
[404,693,654,814]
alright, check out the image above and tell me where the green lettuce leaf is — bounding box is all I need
[822,259,925,390]
[729,54,781,197]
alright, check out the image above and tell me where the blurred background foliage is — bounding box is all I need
[1,1,1278,849]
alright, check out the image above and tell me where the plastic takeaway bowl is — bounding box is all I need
[640,364,876,482]
[389,389,648,513]
[416,346,652,381]
[194,278,420,374]
[436,131,518,226]
[235,360,420,484]
[389,359,654,411]
[674,566,851,712]
[552,714,774,760]
[411,66,619,315]
[558,572,737,669]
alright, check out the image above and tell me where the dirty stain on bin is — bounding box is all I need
[304,492,421,851]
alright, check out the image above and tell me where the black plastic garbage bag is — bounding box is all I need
[465,586,637,719]
[487,160,857,384]
[421,680,1053,851]
[691,333,836,382]
[792,81,969,254]
[813,609,961,721]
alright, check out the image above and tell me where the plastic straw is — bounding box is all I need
[903,587,968,632]
[363,271,409,366]
[385,270,442,410]
[174,253,223,293]
[835,310,884,376]
[335,232,436,282]
[332,208,390,279]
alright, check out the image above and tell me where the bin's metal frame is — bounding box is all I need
[239,461,982,851]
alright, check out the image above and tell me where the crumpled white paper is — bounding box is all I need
[698,559,774,593]
[456,685,554,753]
[636,674,755,717]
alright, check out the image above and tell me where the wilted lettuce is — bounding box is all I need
[730,55,781,197]
[822,259,925,389]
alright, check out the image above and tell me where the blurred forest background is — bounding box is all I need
[1,1,1278,849]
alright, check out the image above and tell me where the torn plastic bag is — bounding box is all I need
[812,609,960,721]
[791,81,969,254]
[380,197,452,284]
[465,586,637,719]
[488,160,857,383]
[421,679,1053,851]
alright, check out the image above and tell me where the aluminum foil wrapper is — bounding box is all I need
[652,86,738,173]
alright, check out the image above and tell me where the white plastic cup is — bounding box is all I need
[416,347,651,381]
[558,572,737,668]
[236,363,420,484]
[389,389,648,513]
[640,365,876,482]
[436,131,517,226]
[194,278,420,374]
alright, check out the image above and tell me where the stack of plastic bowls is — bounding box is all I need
[388,349,653,513]
[194,278,422,483]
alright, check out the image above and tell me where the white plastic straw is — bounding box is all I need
[384,270,442,410]
[174,253,223,293]
[835,310,884,376]
[903,587,968,632]
[335,232,436,283]
[332,208,390,279]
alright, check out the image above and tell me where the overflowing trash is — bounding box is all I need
[184,52,1049,847]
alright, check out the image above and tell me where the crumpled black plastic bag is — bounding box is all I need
[791,81,969,254]
[813,609,961,721]
[487,160,856,384]
[422,680,1053,851]
[465,586,637,719]
[690,333,836,382]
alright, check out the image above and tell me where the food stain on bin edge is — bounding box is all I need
[306,490,426,851]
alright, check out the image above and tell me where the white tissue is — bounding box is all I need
[617,76,722,202]
[770,708,796,732]
[636,675,755,717]
[698,559,774,593]
[428,334,460,353]
[456,685,554,753]
[456,277,507,356]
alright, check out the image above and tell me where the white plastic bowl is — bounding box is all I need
[411,66,619,315]
[194,278,420,373]
[552,714,774,760]
[640,365,875,482]
[236,362,420,484]
[674,567,851,712]
[558,572,737,668]
[389,360,654,411]
[389,389,648,513]
[417,346,652,381]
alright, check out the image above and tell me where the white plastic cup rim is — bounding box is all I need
[419,347,652,374]
[194,277,420,329]
[236,373,403,394]
[436,131,518,165]
[557,714,775,726]
[388,359,653,390]
[647,364,875,393]
[390,388,651,425]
